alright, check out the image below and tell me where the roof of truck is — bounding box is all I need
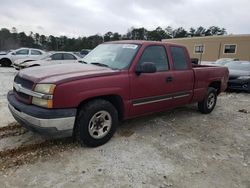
[105,40,184,47]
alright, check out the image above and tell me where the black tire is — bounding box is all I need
[75,99,118,147]
[0,58,12,67]
[198,87,217,114]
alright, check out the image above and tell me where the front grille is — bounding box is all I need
[14,75,34,90]
[13,88,30,100]
[13,75,34,102]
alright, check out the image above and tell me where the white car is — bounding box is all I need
[14,52,83,70]
[0,48,45,67]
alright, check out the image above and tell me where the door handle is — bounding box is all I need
[166,76,173,82]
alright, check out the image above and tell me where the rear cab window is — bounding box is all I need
[170,46,188,70]
[137,45,169,71]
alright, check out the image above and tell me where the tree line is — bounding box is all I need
[0,26,226,51]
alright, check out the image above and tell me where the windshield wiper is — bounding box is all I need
[90,62,109,68]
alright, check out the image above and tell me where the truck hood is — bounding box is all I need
[18,63,119,84]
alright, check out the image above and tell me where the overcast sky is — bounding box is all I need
[0,0,249,37]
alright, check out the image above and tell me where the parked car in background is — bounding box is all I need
[73,52,86,58]
[212,58,239,66]
[225,61,250,92]
[80,49,91,57]
[0,48,45,67]
[13,51,83,70]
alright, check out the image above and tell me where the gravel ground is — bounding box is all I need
[0,67,249,188]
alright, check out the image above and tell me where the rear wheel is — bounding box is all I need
[198,87,217,114]
[75,99,118,147]
[0,58,12,67]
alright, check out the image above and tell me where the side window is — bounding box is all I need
[170,47,188,70]
[63,53,77,60]
[31,50,42,55]
[224,44,236,54]
[51,53,63,60]
[194,45,204,54]
[15,49,29,55]
[138,45,169,71]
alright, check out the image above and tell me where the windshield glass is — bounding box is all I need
[83,43,139,69]
[226,61,250,71]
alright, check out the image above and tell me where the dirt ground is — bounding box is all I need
[0,67,250,188]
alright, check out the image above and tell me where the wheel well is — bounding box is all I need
[0,58,12,64]
[77,95,124,121]
[209,81,221,94]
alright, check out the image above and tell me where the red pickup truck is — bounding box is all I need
[8,41,229,147]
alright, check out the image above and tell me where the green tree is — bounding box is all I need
[173,27,188,38]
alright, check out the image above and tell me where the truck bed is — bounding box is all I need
[191,64,229,103]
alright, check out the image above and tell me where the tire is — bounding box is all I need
[198,87,217,114]
[0,58,12,67]
[75,99,118,147]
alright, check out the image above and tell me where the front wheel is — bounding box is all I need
[75,99,118,147]
[198,87,217,114]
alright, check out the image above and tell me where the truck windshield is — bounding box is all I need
[83,43,139,70]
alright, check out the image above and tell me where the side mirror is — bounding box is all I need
[12,52,16,55]
[46,57,52,61]
[136,62,157,75]
[191,58,199,65]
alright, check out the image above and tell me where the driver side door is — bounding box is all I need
[129,45,174,117]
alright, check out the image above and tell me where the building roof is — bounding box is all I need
[163,34,250,41]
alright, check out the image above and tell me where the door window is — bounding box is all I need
[170,47,188,70]
[51,53,63,60]
[15,49,29,55]
[31,50,42,55]
[63,53,77,60]
[138,45,169,71]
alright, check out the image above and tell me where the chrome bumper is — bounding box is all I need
[8,102,76,137]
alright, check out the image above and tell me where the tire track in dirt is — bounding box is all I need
[0,123,79,171]
[0,123,28,139]
[0,137,78,171]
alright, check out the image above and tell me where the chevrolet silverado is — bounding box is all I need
[8,41,229,147]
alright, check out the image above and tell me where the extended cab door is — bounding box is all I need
[167,45,194,106]
[129,45,174,116]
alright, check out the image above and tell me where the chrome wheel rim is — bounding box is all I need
[207,93,215,109]
[88,111,112,139]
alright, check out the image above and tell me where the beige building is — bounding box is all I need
[162,34,250,61]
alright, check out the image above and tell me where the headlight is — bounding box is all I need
[32,84,56,108]
[32,97,53,108]
[238,76,250,80]
[34,84,56,94]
